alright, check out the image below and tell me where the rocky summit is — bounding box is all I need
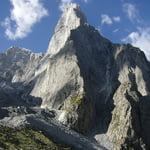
[0,3,150,150]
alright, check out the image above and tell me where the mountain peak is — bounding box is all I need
[47,3,87,55]
[66,3,79,9]
[63,3,87,25]
[5,46,32,55]
[64,3,80,11]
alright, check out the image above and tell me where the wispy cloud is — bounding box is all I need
[113,16,121,22]
[113,29,119,33]
[2,0,48,40]
[123,3,138,22]
[101,14,112,25]
[122,27,150,60]
[101,14,121,25]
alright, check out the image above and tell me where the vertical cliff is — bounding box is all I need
[107,44,150,150]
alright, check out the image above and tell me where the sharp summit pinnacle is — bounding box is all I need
[47,3,88,55]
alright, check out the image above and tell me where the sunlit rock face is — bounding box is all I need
[1,3,150,149]
[30,3,114,134]
[47,3,87,55]
[0,46,43,83]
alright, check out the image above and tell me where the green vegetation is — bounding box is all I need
[70,95,83,106]
[0,126,73,150]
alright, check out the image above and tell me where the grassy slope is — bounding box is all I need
[0,126,73,150]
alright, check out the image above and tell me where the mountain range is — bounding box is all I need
[0,3,150,150]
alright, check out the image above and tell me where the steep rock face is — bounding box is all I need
[30,4,116,134]
[47,3,87,55]
[0,47,43,107]
[140,96,150,149]
[30,5,150,144]
[0,47,43,83]
[107,44,150,149]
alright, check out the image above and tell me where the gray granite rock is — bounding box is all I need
[107,44,150,150]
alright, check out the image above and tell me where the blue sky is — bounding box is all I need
[0,0,150,59]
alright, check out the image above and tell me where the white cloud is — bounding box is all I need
[113,16,121,22]
[123,3,138,22]
[59,0,89,11]
[122,27,150,60]
[2,0,48,40]
[101,15,121,25]
[101,14,112,25]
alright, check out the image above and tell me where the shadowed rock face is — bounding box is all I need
[107,44,150,150]
[0,3,150,149]
[30,4,115,134]
[0,47,43,107]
